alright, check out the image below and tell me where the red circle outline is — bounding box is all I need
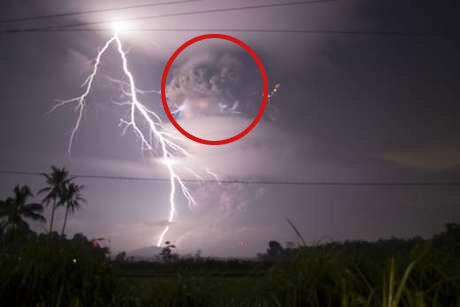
[161,34,268,145]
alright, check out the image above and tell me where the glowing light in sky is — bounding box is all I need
[110,21,131,33]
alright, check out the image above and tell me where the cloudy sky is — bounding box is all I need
[0,0,459,257]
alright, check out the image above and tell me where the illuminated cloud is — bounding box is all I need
[165,52,268,119]
[383,146,460,171]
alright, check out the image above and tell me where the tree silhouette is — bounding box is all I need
[0,185,45,234]
[60,183,85,236]
[39,166,72,233]
[267,240,284,258]
[160,241,177,262]
[115,251,127,262]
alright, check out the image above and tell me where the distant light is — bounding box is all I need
[111,21,130,33]
[197,100,209,109]
[159,157,177,167]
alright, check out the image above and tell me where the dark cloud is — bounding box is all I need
[167,53,243,104]
[165,50,271,119]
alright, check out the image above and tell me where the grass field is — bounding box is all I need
[1,223,459,306]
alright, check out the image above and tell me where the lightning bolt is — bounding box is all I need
[206,168,221,185]
[54,28,200,247]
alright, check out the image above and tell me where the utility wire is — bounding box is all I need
[0,170,459,186]
[0,0,200,24]
[2,1,452,38]
[2,0,336,32]
[2,27,455,38]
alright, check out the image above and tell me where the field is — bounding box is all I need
[1,224,459,306]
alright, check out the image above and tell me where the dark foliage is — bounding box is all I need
[0,234,138,307]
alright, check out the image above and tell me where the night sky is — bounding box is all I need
[0,0,459,257]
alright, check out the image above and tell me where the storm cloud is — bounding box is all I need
[165,50,272,120]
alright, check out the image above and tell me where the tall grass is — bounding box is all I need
[0,225,459,306]
[129,239,459,306]
[0,235,138,306]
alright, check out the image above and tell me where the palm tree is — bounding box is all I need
[39,166,72,233]
[0,185,46,233]
[60,183,85,236]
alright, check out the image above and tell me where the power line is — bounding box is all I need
[0,0,200,24]
[3,0,336,33]
[1,170,459,187]
[2,1,452,38]
[3,27,455,38]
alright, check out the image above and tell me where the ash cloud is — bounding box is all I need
[165,51,273,119]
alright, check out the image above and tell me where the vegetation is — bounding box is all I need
[0,185,45,234]
[159,241,179,262]
[107,226,460,307]
[0,166,459,306]
[0,233,136,306]
[39,166,73,234]
[60,182,85,236]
